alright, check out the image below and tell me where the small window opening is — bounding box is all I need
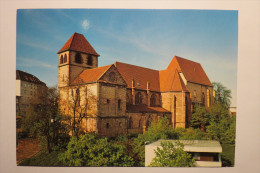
[64,54,67,63]
[87,55,93,66]
[118,99,121,109]
[60,55,64,64]
[75,53,82,64]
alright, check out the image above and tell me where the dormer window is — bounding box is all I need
[75,53,82,64]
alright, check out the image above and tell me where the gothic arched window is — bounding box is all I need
[60,55,64,64]
[75,53,82,64]
[64,54,67,63]
[150,93,156,106]
[87,55,92,66]
[135,92,142,105]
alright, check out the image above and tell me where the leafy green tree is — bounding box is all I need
[212,82,232,108]
[149,141,195,167]
[175,128,209,140]
[191,104,209,132]
[23,86,70,153]
[132,116,177,166]
[206,104,236,144]
[59,134,134,166]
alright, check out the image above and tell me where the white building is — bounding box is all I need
[16,70,46,129]
[145,139,222,167]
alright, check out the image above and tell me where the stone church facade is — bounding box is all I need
[58,32,215,137]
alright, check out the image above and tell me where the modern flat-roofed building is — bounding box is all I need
[145,139,222,167]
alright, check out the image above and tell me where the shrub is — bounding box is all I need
[59,134,134,167]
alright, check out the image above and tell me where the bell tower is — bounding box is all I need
[57,32,100,88]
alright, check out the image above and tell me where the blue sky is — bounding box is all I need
[16,9,238,106]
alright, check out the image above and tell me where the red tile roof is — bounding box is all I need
[114,62,161,91]
[70,55,211,92]
[159,69,189,92]
[167,56,213,86]
[16,70,46,85]
[127,104,171,113]
[57,33,100,56]
[71,65,112,85]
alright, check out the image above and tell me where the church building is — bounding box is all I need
[58,32,214,137]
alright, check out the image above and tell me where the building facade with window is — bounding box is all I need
[58,33,214,137]
[16,70,47,130]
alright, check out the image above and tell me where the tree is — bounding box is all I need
[191,104,209,132]
[59,134,134,166]
[212,82,232,108]
[206,104,236,144]
[149,141,195,167]
[132,117,177,166]
[23,86,69,153]
[63,85,97,137]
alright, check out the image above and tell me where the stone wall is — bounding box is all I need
[97,117,127,137]
[186,82,214,108]
[126,112,172,134]
[161,91,188,128]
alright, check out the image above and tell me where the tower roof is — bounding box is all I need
[57,32,100,56]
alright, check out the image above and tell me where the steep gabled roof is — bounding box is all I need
[71,65,112,85]
[167,56,213,86]
[57,32,100,56]
[16,70,46,85]
[159,69,189,92]
[114,62,161,91]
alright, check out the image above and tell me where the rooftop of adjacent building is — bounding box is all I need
[146,139,222,153]
[16,70,46,85]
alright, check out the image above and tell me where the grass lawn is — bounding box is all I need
[18,150,66,166]
[221,144,235,167]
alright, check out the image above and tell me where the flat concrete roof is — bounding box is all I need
[146,140,222,153]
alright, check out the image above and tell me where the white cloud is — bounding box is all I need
[81,19,90,31]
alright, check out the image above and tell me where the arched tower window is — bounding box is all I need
[60,55,64,64]
[135,92,142,105]
[150,93,156,106]
[64,54,67,63]
[75,53,82,64]
[87,55,93,66]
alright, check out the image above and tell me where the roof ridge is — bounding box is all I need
[96,64,114,81]
[115,61,159,72]
[68,32,77,50]
[175,56,201,65]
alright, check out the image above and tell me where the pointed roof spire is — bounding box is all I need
[57,32,100,56]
